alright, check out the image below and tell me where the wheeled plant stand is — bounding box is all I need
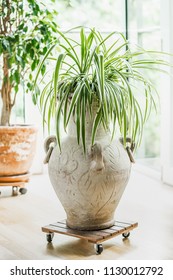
[42,220,138,255]
[0,173,29,196]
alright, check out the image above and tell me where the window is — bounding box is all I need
[128,0,161,170]
[160,0,173,185]
[55,0,162,171]
[21,0,164,173]
[56,0,125,32]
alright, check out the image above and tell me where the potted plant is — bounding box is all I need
[34,27,170,230]
[0,0,58,180]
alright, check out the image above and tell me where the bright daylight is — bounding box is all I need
[0,0,173,265]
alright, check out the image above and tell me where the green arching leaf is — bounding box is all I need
[86,29,94,49]
[98,31,120,49]
[81,90,86,153]
[54,53,65,102]
[80,27,86,71]
[76,97,81,145]
[42,91,52,131]
[56,90,69,150]
[34,43,57,88]
[123,109,127,147]
[99,53,105,98]
[107,81,122,125]
[105,85,116,123]
[132,106,139,146]
[66,81,84,127]
[144,86,150,123]
[96,53,105,100]
[91,107,102,145]
[105,38,120,57]
[32,84,40,105]
[47,95,55,133]
[83,45,97,73]
[132,98,144,147]
[111,112,117,141]
[59,44,81,71]
[58,80,70,101]
[33,27,172,153]
[56,29,81,68]
[63,86,71,131]
[94,52,109,124]
[39,81,52,110]
[132,65,170,75]
[106,42,128,60]
[62,61,79,74]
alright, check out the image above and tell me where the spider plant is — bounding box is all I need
[34,27,170,153]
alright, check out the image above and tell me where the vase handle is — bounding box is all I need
[43,135,57,164]
[89,142,105,172]
[119,137,135,163]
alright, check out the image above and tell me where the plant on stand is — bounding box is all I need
[34,27,170,230]
[0,0,58,191]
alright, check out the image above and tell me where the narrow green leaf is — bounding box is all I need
[54,53,65,102]
[80,27,86,70]
[81,91,86,153]
[86,29,94,49]
[66,82,83,126]
[76,97,81,145]
[63,86,70,131]
[91,107,102,145]
[34,43,56,88]
[56,91,69,150]
[40,81,52,109]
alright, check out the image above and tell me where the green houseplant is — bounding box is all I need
[0,0,58,180]
[34,27,170,230]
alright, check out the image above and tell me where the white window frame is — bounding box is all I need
[160,0,173,185]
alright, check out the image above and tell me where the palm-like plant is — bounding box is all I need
[34,27,170,153]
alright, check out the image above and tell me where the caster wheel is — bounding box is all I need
[46,233,54,243]
[122,232,130,238]
[19,188,27,195]
[12,186,19,195]
[95,244,103,255]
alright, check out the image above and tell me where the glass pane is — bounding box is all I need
[10,89,25,125]
[56,0,125,31]
[0,88,24,125]
[128,0,161,170]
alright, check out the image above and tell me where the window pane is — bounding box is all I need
[56,0,125,31]
[128,0,161,170]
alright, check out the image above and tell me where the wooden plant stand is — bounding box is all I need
[0,173,30,195]
[42,219,138,255]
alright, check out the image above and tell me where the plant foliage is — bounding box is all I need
[34,27,171,152]
[0,0,58,125]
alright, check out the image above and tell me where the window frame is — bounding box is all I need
[160,0,173,185]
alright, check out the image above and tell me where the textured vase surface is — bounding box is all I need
[0,125,37,176]
[47,117,131,230]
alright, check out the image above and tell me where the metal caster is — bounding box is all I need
[46,233,54,243]
[12,186,19,195]
[95,244,103,255]
[122,231,130,238]
[19,188,27,195]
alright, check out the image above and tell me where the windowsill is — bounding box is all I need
[133,161,161,181]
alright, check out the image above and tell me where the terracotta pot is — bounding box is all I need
[0,125,37,176]
[44,115,131,231]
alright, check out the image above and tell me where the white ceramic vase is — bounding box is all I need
[44,116,131,230]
